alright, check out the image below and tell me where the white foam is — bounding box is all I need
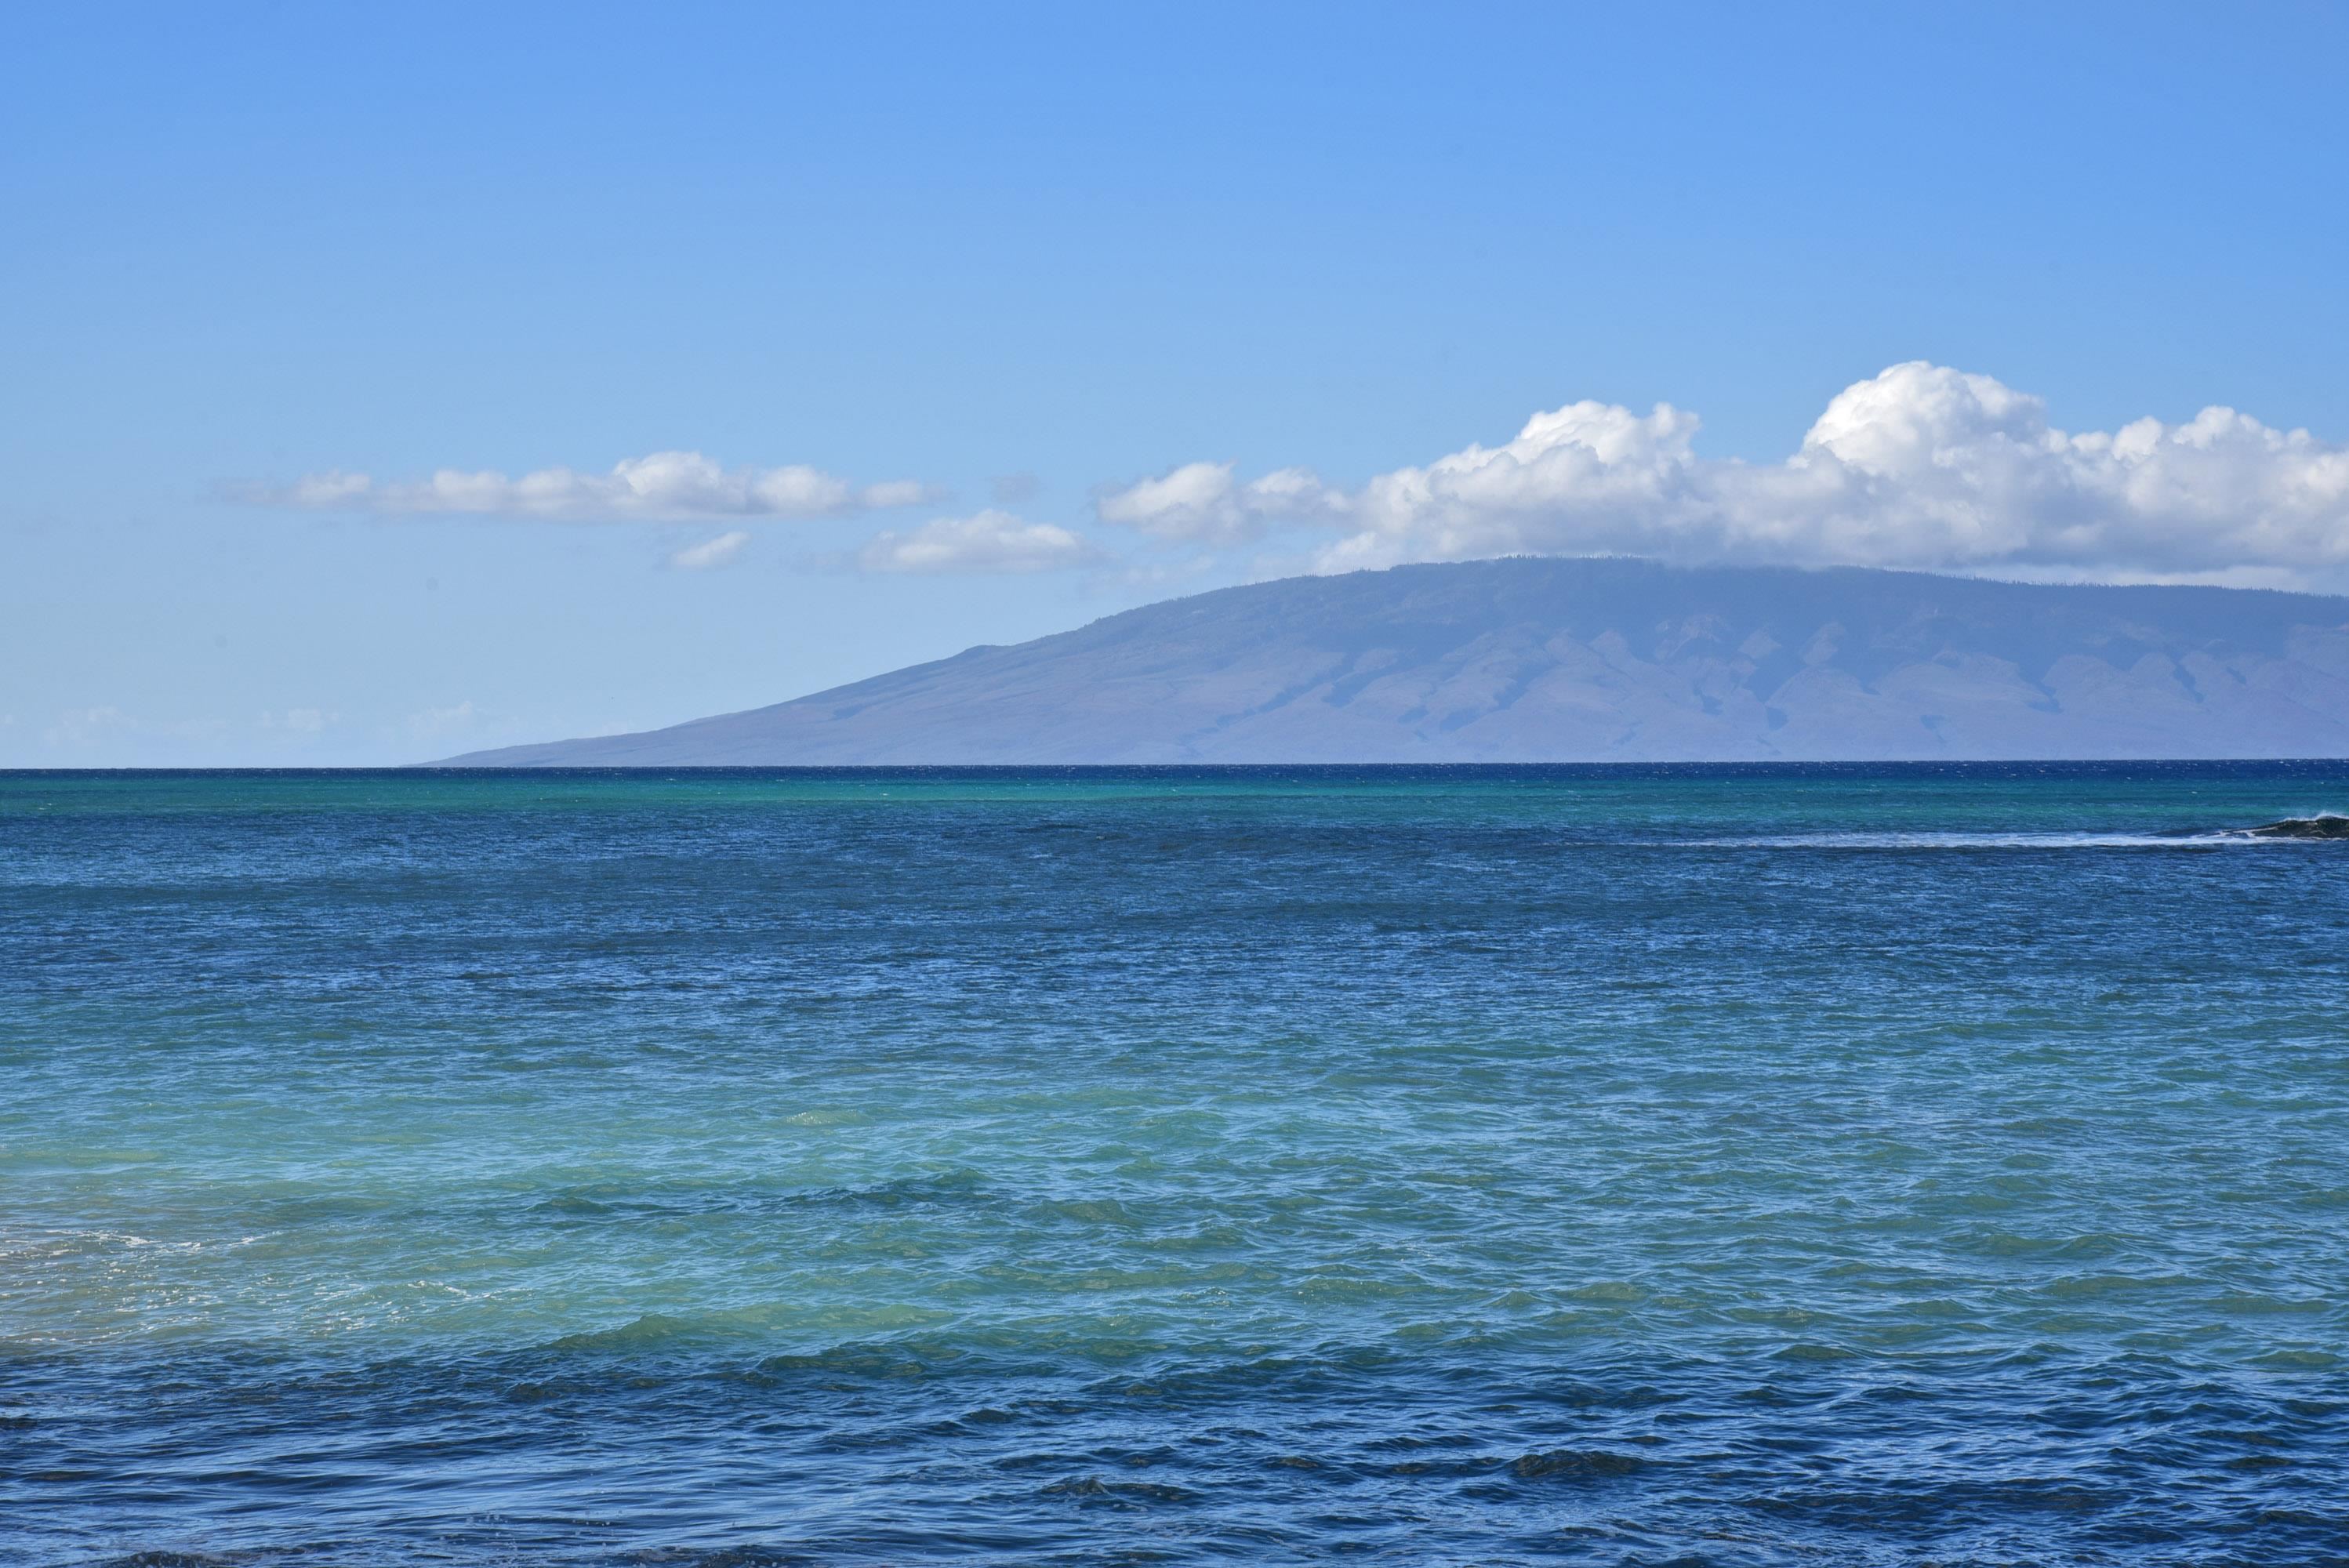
[1674,831,2276,849]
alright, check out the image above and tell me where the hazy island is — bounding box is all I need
[441,558,2349,765]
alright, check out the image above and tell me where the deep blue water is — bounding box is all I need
[3,764,2347,1566]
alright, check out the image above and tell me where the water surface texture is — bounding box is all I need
[4,764,2347,1566]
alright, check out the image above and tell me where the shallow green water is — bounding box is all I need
[3,764,2346,1564]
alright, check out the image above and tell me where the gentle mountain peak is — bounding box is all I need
[440,558,2349,765]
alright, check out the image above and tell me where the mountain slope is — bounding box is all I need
[440,558,2349,764]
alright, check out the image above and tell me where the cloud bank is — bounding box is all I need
[858,510,1098,574]
[1097,363,2349,583]
[234,366,2349,585]
[241,452,935,521]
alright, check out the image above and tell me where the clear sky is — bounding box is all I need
[5,2,2346,764]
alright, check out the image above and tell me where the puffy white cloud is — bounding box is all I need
[1115,364,2349,583]
[235,452,938,521]
[1095,460,1347,544]
[1326,399,1708,570]
[858,510,1099,574]
[668,530,750,570]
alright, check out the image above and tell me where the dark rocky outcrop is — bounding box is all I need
[2245,815,2349,838]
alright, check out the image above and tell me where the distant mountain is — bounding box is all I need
[440,558,2349,764]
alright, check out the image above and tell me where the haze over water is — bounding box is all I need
[4,764,2347,1565]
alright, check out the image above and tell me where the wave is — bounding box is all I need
[1676,814,2349,848]
[1677,832,2259,849]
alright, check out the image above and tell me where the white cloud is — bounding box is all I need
[856,479,937,510]
[1095,461,1347,544]
[669,530,750,570]
[1109,364,2349,583]
[235,452,939,521]
[858,510,1099,574]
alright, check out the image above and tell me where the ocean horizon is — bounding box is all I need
[20,4,2349,1560]
[5,763,2346,1564]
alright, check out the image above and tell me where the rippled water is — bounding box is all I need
[4,764,2347,1566]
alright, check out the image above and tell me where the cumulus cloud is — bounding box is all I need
[669,530,750,570]
[1109,364,2349,583]
[858,510,1099,574]
[1095,461,1347,544]
[236,452,938,521]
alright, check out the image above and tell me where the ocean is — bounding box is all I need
[2,764,2345,1566]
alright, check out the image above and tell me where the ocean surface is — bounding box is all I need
[3,763,2346,1567]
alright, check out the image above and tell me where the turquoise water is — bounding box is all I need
[3,764,2346,1565]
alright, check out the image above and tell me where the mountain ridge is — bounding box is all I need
[439,558,2349,764]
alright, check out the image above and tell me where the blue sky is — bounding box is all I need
[5,2,2346,764]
